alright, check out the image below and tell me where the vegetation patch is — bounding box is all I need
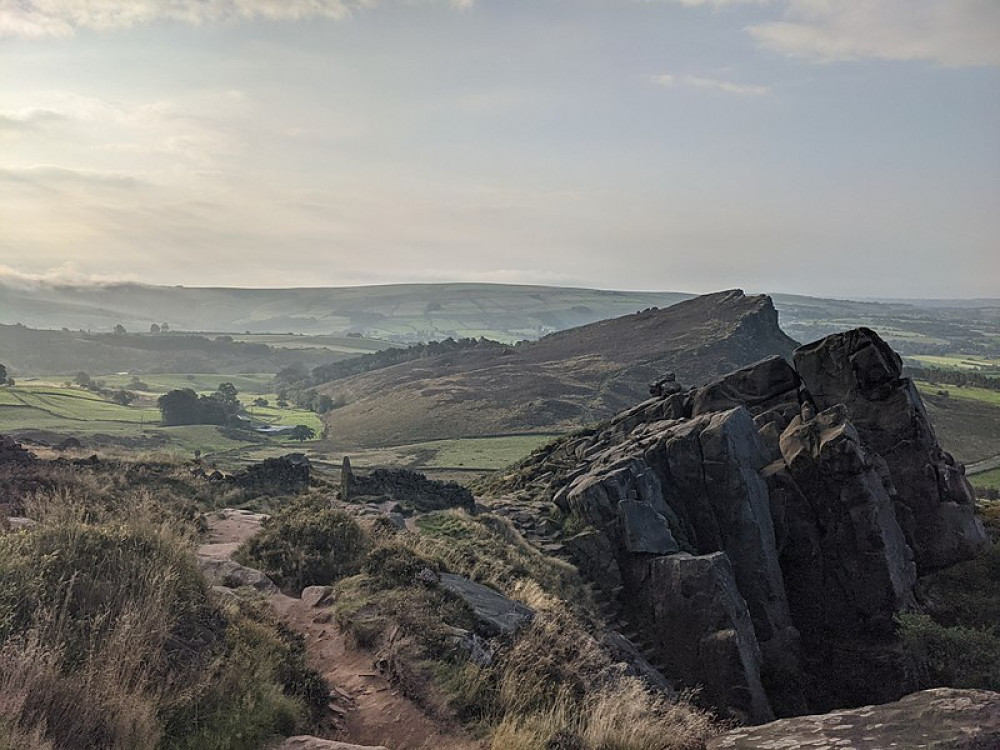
[234,497,368,592]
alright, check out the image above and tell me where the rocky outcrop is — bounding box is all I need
[707,688,1000,750]
[0,435,36,466]
[794,328,986,572]
[493,327,987,720]
[231,453,310,494]
[341,459,474,513]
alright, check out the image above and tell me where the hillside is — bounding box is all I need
[316,290,799,447]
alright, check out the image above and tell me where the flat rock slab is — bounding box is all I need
[708,688,1000,750]
[438,573,534,637]
[197,557,278,594]
[277,737,389,750]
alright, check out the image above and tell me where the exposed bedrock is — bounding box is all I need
[538,328,988,721]
[793,327,986,572]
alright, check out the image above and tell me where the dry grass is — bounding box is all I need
[0,456,326,750]
[337,517,721,750]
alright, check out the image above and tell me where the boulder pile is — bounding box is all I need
[230,453,310,494]
[340,457,474,512]
[499,328,987,722]
[0,435,36,466]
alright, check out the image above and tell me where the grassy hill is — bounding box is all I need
[0,324,393,377]
[315,290,799,447]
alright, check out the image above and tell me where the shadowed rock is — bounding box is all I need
[794,328,986,571]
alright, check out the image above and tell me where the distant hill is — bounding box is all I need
[2,280,995,354]
[315,290,799,447]
[0,282,692,342]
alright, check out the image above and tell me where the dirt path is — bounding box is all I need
[199,509,482,750]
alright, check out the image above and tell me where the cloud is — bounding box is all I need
[747,0,1000,67]
[0,0,472,37]
[659,0,770,6]
[0,165,145,189]
[0,263,139,289]
[0,108,67,132]
[652,73,771,96]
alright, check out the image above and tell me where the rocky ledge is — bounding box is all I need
[707,688,1000,750]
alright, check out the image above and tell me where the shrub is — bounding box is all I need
[234,499,368,592]
[897,612,1000,691]
[363,542,437,589]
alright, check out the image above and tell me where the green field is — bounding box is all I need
[909,354,1000,372]
[972,468,1000,491]
[226,333,396,354]
[917,382,1000,408]
[0,383,322,458]
[403,434,560,470]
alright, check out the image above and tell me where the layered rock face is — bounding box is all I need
[526,328,987,721]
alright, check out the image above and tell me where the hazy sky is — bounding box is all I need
[1,0,998,297]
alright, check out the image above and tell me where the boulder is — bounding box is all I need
[438,573,534,637]
[0,435,36,466]
[707,688,1000,750]
[231,454,310,495]
[691,356,800,417]
[198,557,278,594]
[341,462,473,512]
[643,552,773,724]
[618,499,678,555]
[776,406,917,633]
[794,328,987,571]
[301,585,335,608]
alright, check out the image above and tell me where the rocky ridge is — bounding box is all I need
[317,290,800,447]
[484,327,987,722]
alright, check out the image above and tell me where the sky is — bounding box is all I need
[0,0,998,298]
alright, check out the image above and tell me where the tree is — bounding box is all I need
[253,397,269,408]
[110,390,136,406]
[73,371,93,389]
[113,324,126,335]
[157,389,201,425]
[214,382,241,417]
[289,425,316,442]
[160,322,170,332]
[149,323,161,334]
[0,363,6,385]
[128,376,149,391]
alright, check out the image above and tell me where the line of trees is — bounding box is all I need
[905,366,1000,393]
[72,371,136,406]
